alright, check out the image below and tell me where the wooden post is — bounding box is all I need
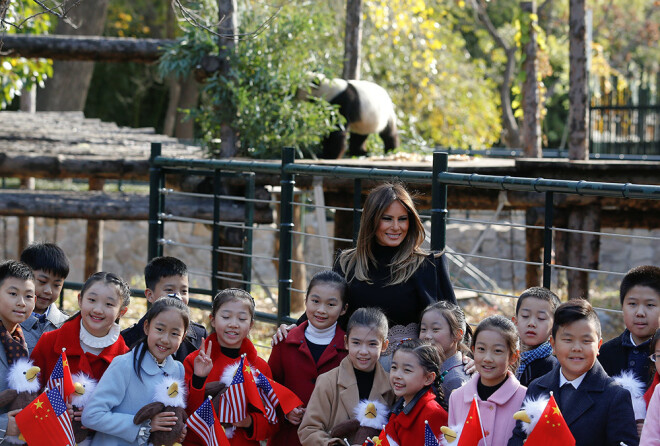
[566,203,601,299]
[525,207,543,287]
[568,0,589,160]
[84,178,105,279]
[17,178,35,253]
[521,1,542,158]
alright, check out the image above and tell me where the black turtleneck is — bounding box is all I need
[334,243,457,329]
[354,368,376,400]
[477,374,509,401]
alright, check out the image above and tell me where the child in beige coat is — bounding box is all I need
[298,308,395,446]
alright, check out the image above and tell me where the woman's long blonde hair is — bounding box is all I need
[338,182,428,285]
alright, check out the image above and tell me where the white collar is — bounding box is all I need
[630,332,640,346]
[305,321,337,345]
[559,369,587,389]
[79,320,121,349]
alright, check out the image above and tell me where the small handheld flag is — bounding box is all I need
[187,396,230,446]
[457,396,486,446]
[425,420,440,446]
[522,393,575,446]
[46,349,75,400]
[15,387,76,446]
[216,355,265,423]
[254,370,303,423]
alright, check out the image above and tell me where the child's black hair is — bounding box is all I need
[210,288,256,333]
[551,298,601,339]
[393,338,448,409]
[619,265,660,305]
[133,296,190,381]
[421,301,473,357]
[515,286,561,314]
[472,315,520,372]
[306,270,349,307]
[0,260,34,287]
[346,307,388,342]
[20,242,70,279]
[144,256,188,291]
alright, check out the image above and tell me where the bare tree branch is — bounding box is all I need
[171,0,281,40]
[1,0,84,31]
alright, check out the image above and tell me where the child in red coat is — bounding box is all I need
[30,271,131,385]
[184,288,277,446]
[385,339,448,444]
[267,270,349,446]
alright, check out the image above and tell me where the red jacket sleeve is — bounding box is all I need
[183,349,204,415]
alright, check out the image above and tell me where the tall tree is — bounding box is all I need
[217,0,237,157]
[568,0,588,160]
[343,0,362,80]
[37,0,110,111]
[521,1,541,157]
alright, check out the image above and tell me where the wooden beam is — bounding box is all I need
[0,35,174,63]
[0,190,274,223]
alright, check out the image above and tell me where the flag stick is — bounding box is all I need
[473,395,488,446]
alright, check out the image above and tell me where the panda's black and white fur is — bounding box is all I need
[301,73,399,158]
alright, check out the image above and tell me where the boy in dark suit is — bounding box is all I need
[598,265,660,384]
[121,256,207,362]
[508,299,639,446]
[512,286,560,386]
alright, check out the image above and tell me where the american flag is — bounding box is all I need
[187,397,229,446]
[425,420,439,446]
[46,387,76,445]
[255,371,279,423]
[216,356,248,423]
[47,351,74,400]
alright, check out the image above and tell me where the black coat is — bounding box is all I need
[508,362,639,446]
[121,315,207,363]
[598,329,653,386]
[518,354,558,387]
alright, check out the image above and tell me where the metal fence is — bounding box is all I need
[145,144,660,328]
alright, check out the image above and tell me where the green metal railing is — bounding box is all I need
[146,144,660,326]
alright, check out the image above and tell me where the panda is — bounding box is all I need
[300,73,399,159]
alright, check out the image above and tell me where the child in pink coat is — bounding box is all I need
[448,315,526,446]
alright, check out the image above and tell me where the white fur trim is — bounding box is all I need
[519,395,550,436]
[6,358,40,393]
[224,426,236,439]
[152,376,187,408]
[70,372,98,408]
[613,370,647,420]
[352,399,389,429]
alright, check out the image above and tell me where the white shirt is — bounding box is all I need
[559,368,587,389]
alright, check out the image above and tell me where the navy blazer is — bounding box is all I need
[598,330,653,387]
[508,362,639,446]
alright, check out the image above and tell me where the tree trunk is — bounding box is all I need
[566,204,600,300]
[217,0,238,157]
[0,35,170,62]
[501,48,521,148]
[342,0,362,80]
[37,0,111,111]
[568,0,589,160]
[525,207,543,288]
[175,77,198,139]
[521,1,542,157]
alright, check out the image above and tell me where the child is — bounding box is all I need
[183,288,277,446]
[599,265,660,385]
[0,261,36,444]
[82,297,189,445]
[122,256,207,362]
[646,328,660,404]
[511,286,560,386]
[420,301,471,398]
[641,373,660,444]
[385,339,448,444]
[30,271,131,386]
[267,270,349,446]
[508,299,639,446]
[19,242,70,347]
[448,315,526,446]
[298,307,395,446]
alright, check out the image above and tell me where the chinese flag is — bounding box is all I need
[457,397,485,446]
[524,394,575,446]
[16,388,76,446]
